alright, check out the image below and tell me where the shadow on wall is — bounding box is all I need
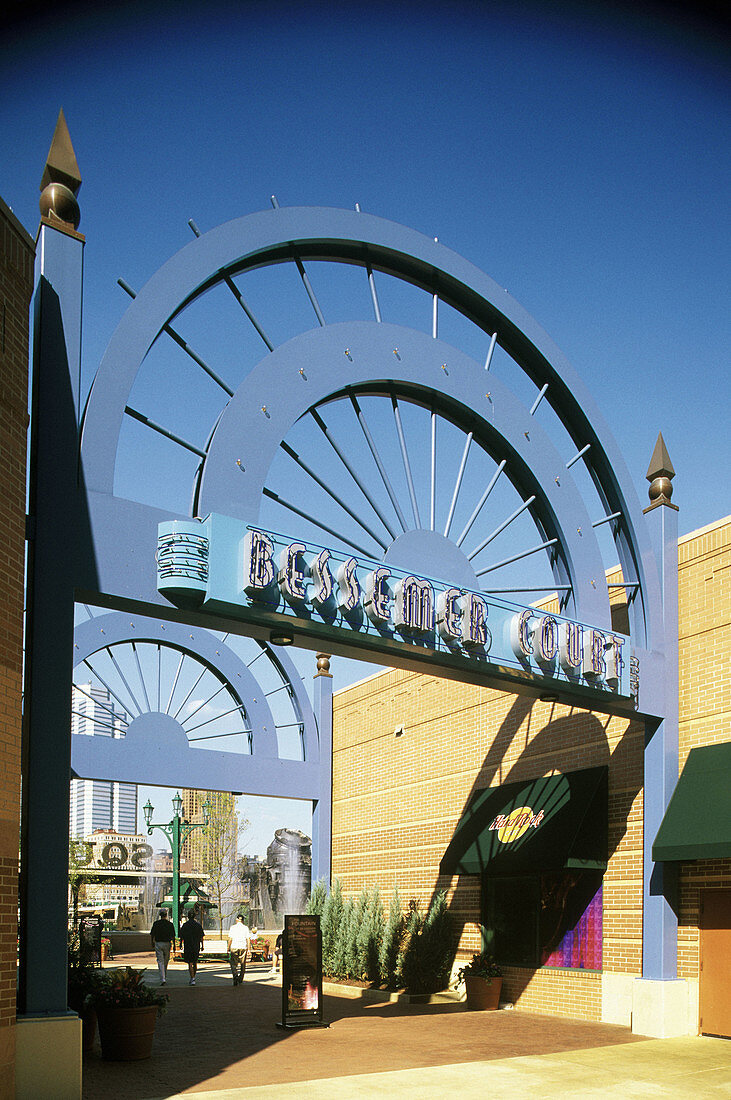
[421,691,644,994]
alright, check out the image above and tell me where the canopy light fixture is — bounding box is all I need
[270,629,295,646]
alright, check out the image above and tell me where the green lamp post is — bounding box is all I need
[143,792,211,938]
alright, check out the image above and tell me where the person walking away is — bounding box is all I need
[150,908,176,985]
[180,908,205,985]
[269,930,283,976]
[227,913,251,986]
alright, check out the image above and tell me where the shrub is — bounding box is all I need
[332,898,355,978]
[306,879,327,917]
[359,884,385,984]
[352,887,370,978]
[85,967,168,1015]
[399,892,454,995]
[456,951,502,984]
[379,888,404,989]
[397,901,423,990]
[321,878,344,975]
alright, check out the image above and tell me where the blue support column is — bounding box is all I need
[18,219,85,1015]
[33,219,84,416]
[641,440,679,981]
[311,653,333,888]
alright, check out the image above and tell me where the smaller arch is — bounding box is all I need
[71,613,322,800]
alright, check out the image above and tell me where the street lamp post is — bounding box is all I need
[143,792,211,938]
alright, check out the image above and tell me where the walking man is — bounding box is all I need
[180,908,205,985]
[150,908,176,985]
[227,913,251,986]
[269,930,283,976]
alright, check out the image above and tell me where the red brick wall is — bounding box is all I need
[0,196,34,1086]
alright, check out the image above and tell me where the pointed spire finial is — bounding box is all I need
[645,432,677,509]
[39,109,82,230]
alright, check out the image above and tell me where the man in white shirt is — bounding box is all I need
[227,913,251,986]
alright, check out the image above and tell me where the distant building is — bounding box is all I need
[69,682,137,836]
[180,788,236,869]
[74,828,152,912]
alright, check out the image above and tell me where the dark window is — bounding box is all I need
[483,872,602,970]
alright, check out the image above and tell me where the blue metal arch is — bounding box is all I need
[71,613,322,799]
[81,207,662,654]
[197,322,610,627]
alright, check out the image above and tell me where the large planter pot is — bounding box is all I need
[96,1005,158,1060]
[464,974,503,1011]
[82,1009,97,1053]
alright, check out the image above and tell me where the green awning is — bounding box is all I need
[440,766,608,876]
[652,741,731,861]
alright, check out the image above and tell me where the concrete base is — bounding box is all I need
[632,978,697,1038]
[15,1013,81,1099]
[601,972,635,1027]
[107,929,151,954]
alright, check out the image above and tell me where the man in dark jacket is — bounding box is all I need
[180,909,205,985]
[150,908,176,985]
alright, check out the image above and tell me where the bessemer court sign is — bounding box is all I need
[157,515,630,700]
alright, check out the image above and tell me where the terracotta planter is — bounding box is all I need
[82,1008,97,1053]
[464,974,503,1011]
[96,1004,158,1060]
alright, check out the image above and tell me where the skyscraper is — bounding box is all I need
[69,682,137,836]
[180,789,236,869]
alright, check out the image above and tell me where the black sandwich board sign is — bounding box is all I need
[278,914,328,1029]
[79,915,104,967]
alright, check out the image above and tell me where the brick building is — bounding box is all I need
[331,514,730,1036]
[0,196,34,1094]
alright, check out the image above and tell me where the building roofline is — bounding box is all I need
[0,195,35,251]
[678,514,730,545]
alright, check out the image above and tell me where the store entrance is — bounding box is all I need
[699,888,731,1038]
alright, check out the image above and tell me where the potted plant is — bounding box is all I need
[68,930,100,1053]
[85,967,168,1060]
[456,951,503,1011]
[68,960,101,1052]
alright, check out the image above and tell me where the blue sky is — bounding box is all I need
[4,1,729,855]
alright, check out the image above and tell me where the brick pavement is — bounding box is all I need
[81,954,647,1099]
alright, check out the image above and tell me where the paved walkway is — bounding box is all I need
[81,954,731,1099]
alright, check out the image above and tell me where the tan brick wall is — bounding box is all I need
[331,517,730,1019]
[678,516,730,764]
[332,667,644,1021]
[676,515,731,980]
[0,197,34,1085]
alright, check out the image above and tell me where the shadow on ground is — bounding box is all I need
[81,974,645,1099]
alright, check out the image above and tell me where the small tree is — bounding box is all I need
[332,897,355,979]
[380,887,404,988]
[321,878,344,975]
[68,840,104,930]
[397,901,423,989]
[351,887,369,978]
[192,793,249,936]
[306,878,327,917]
[399,891,454,994]
[357,884,384,983]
